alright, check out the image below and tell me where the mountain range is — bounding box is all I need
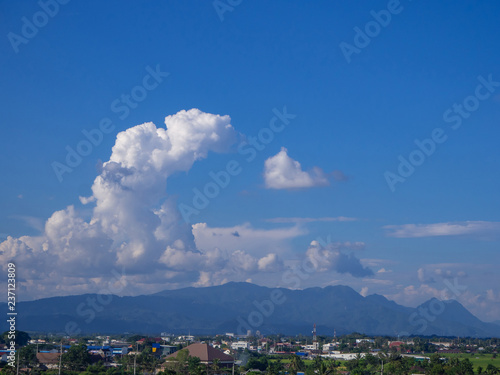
[2,282,499,338]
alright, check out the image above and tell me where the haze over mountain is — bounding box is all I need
[3,282,499,338]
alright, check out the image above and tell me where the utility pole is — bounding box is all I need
[133,343,137,375]
[313,323,318,353]
[58,342,62,375]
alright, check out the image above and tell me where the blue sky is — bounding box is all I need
[1,0,499,324]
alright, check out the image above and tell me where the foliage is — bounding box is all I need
[18,344,38,368]
[62,344,92,372]
[163,348,205,375]
[246,355,268,371]
[136,348,161,373]
[1,330,30,347]
[289,354,306,375]
[126,335,146,343]
[266,359,284,375]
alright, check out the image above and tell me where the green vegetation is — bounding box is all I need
[62,345,92,372]
[1,332,499,375]
[439,353,500,371]
[1,330,31,347]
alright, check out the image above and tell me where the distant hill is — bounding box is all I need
[2,282,499,337]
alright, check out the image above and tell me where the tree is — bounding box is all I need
[136,347,160,373]
[211,358,220,374]
[83,362,107,375]
[187,356,203,375]
[318,360,338,375]
[158,369,178,375]
[62,344,92,372]
[18,344,38,368]
[486,364,499,375]
[313,356,323,371]
[457,358,474,375]
[0,365,17,375]
[127,335,146,344]
[1,331,30,347]
[246,356,268,372]
[289,355,305,375]
[266,359,284,375]
[164,349,205,375]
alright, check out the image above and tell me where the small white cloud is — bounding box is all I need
[258,253,280,271]
[384,221,500,238]
[79,195,95,204]
[360,287,369,297]
[377,268,392,274]
[417,267,435,284]
[306,240,372,277]
[263,147,329,189]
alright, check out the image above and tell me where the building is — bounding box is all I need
[112,347,129,355]
[166,343,234,368]
[303,343,319,351]
[231,341,249,350]
[1,351,11,363]
[322,352,366,360]
[177,335,195,342]
[36,353,61,369]
[431,342,452,348]
[389,341,404,350]
[322,343,338,352]
[160,345,177,356]
[356,339,375,344]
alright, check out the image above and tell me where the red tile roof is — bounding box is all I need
[389,341,404,347]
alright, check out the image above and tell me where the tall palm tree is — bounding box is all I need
[211,358,220,375]
[313,355,323,370]
[289,354,305,375]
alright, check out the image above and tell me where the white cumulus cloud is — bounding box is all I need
[305,240,373,277]
[0,109,263,298]
[263,147,329,189]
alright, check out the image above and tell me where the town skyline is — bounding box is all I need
[1,0,499,325]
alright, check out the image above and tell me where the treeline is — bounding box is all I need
[241,352,500,375]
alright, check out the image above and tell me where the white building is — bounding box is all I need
[322,343,338,352]
[177,335,194,341]
[303,342,320,351]
[322,353,366,360]
[431,342,451,347]
[356,339,374,344]
[231,341,249,350]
